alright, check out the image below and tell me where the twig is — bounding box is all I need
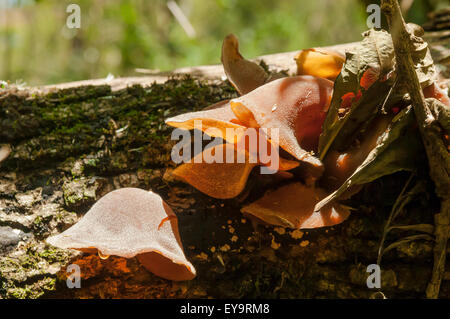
[381,0,450,299]
[167,0,196,38]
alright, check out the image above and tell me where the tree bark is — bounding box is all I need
[0,37,449,298]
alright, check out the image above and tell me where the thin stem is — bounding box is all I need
[381,0,450,298]
[377,172,415,266]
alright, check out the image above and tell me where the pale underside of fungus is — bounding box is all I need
[47,188,196,281]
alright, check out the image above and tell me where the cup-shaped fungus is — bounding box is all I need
[241,182,350,229]
[230,75,334,180]
[46,188,196,281]
[171,143,257,199]
[230,76,333,154]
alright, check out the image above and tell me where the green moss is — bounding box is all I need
[6,277,56,299]
[0,75,237,172]
[0,75,443,299]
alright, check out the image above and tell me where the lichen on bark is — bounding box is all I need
[0,74,448,299]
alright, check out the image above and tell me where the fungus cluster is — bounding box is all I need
[48,31,439,282]
[165,35,357,229]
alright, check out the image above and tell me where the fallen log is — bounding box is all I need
[0,34,448,299]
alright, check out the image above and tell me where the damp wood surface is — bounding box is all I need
[1,32,449,299]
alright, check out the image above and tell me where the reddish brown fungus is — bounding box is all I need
[0,144,11,163]
[241,182,350,229]
[47,188,196,281]
[229,75,334,180]
[230,76,333,154]
[171,143,257,199]
[322,115,392,190]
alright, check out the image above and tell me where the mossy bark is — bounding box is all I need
[0,72,448,299]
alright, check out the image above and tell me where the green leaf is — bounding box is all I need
[315,107,424,211]
[318,29,395,159]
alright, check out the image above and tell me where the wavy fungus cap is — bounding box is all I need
[46,188,196,281]
[221,34,269,95]
[230,75,333,156]
[171,143,257,199]
[165,100,247,144]
[241,182,350,229]
[229,76,333,182]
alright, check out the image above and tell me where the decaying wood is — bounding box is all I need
[0,22,449,299]
[39,42,358,93]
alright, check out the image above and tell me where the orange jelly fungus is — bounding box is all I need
[47,188,196,281]
[241,182,350,229]
[165,101,299,173]
[165,100,247,144]
[295,48,345,81]
[230,75,333,175]
[171,143,257,199]
[322,115,392,190]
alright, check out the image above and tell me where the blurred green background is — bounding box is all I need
[0,0,446,86]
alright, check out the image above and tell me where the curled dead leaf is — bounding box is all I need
[315,107,424,212]
[318,29,396,159]
[221,34,270,95]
